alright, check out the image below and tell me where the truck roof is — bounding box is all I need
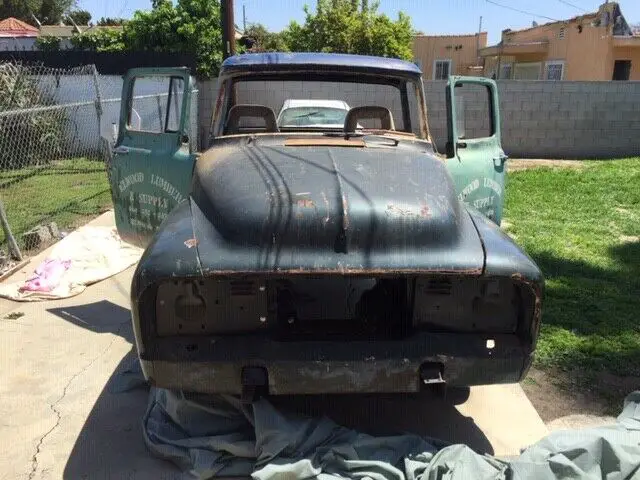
[220,52,422,76]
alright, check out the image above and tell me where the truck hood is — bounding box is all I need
[190,142,485,274]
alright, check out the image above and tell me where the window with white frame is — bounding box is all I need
[433,59,452,80]
[545,61,565,80]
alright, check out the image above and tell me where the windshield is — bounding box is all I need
[279,107,348,127]
[214,73,426,138]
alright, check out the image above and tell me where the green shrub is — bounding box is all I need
[0,64,67,170]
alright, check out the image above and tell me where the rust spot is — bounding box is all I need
[296,199,315,208]
[184,238,199,248]
[386,204,413,216]
[199,267,484,276]
[420,202,431,217]
[321,191,330,225]
[341,195,349,230]
[386,203,430,218]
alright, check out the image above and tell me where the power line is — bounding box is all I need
[485,0,559,22]
[555,0,589,13]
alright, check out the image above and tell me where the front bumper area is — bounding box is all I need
[140,332,533,395]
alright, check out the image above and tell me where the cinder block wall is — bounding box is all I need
[199,79,640,159]
[424,80,640,159]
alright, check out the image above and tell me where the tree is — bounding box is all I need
[242,23,289,52]
[38,0,76,24]
[70,29,125,52]
[35,35,61,51]
[97,17,127,26]
[0,0,75,25]
[281,0,414,60]
[123,0,222,78]
[65,9,91,26]
[0,0,39,24]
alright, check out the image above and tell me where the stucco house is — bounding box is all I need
[480,1,640,81]
[0,17,38,51]
[412,32,487,80]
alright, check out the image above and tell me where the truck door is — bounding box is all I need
[110,67,196,247]
[445,76,507,225]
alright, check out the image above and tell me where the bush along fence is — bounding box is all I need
[0,62,110,267]
[0,61,200,265]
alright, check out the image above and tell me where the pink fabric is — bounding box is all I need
[19,259,72,293]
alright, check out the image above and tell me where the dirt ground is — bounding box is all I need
[507,159,586,172]
[522,366,639,427]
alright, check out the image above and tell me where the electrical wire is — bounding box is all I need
[485,0,559,22]
[555,0,589,13]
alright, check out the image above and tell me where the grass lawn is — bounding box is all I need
[0,158,112,250]
[503,158,640,412]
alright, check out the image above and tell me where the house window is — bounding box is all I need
[513,62,542,80]
[545,61,565,80]
[433,59,452,80]
[559,27,566,39]
[500,63,512,80]
[613,60,631,81]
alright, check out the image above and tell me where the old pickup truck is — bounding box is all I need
[109,52,543,401]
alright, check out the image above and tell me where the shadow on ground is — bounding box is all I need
[530,240,640,375]
[522,240,640,420]
[47,300,493,479]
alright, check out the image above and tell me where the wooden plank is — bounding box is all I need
[0,259,30,283]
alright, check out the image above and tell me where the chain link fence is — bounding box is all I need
[0,61,200,272]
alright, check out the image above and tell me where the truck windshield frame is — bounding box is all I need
[210,70,430,141]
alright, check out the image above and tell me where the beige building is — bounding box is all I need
[480,2,640,81]
[412,32,487,80]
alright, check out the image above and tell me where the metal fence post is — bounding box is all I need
[0,199,22,261]
[91,64,103,147]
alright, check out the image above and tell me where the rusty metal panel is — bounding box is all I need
[156,277,269,336]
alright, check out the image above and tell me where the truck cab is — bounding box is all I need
[110,53,508,248]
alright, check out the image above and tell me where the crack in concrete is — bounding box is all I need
[27,320,130,480]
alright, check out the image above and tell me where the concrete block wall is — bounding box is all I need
[199,78,640,159]
[424,80,640,159]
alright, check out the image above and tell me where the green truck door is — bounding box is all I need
[109,67,197,247]
[445,76,507,225]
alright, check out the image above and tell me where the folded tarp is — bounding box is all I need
[142,386,640,480]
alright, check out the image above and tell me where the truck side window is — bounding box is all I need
[454,83,494,140]
[128,76,184,133]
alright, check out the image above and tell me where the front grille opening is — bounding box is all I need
[274,277,412,341]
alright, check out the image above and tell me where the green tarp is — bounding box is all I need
[142,387,640,479]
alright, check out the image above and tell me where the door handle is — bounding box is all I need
[112,146,152,155]
[112,146,129,155]
[494,154,508,167]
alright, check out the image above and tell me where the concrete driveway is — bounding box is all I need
[0,212,548,479]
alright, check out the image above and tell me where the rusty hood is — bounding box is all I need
[189,141,485,274]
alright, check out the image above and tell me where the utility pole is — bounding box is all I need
[477,16,483,67]
[243,3,247,32]
[221,0,236,60]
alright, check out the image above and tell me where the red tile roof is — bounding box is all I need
[0,17,39,37]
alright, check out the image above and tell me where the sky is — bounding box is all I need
[77,0,640,45]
